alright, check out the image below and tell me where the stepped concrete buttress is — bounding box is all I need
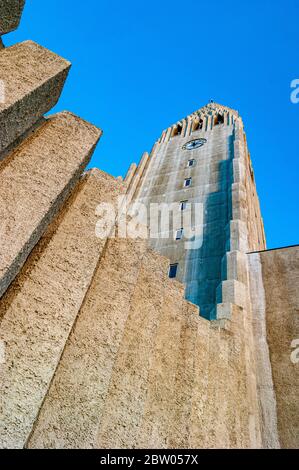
[0,0,25,35]
[0,41,71,158]
[0,170,124,448]
[0,111,101,299]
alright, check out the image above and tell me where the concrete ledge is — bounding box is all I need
[0,111,101,298]
[217,279,247,309]
[0,0,25,35]
[0,41,71,156]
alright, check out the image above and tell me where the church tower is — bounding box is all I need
[126,102,266,319]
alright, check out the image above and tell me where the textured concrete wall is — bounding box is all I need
[248,253,280,448]
[0,0,25,35]
[0,169,124,448]
[0,41,70,157]
[249,247,299,448]
[0,111,101,298]
[26,236,261,449]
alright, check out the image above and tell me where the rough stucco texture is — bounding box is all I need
[26,234,261,449]
[0,169,124,448]
[254,247,299,448]
[0,0,25,35]
[0,111,101,299]
[0,41,70,156]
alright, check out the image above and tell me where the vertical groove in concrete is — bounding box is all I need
[247,253,280,448]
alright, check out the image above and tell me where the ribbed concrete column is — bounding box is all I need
[185,117,192,136]
[181,119,187,136]
[206,115,212,130]
[124,162,137,188]
[165,127,172,142]
[201,116,207,132]
[160,130,166,143]
[126,152,149,203]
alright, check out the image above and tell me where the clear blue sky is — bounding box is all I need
[5,0,299,249]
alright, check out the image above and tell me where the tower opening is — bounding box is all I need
[214,114,224,126]
[192,119,203,132]
[172,124,183,138]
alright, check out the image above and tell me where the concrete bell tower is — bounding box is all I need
[126,102,266,319]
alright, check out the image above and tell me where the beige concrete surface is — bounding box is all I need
[0,169,123,448]
[0,41,70,156]
[0,111,101,299]
[0,0,25,35]
[26,239,261,449]
[249,247,299,448]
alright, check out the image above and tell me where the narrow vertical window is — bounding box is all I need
[169,263,178,279]
[175,228,184,240]
[184,177,192,188]
[180,200,188,210]
[187,159,195,167]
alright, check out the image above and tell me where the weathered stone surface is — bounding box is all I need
[0,111,101,299]
[0,41,70,156]
[0,0,25,35]
[249,247,299,448]
[0,169,123,448]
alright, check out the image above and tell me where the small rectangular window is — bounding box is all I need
[169,263,178,279]
[184,178,192,188]
[180,200,188,210]
[187,159,195,167]
[175,228,184,240]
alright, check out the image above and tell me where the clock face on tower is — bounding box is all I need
[182,138,207,150]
